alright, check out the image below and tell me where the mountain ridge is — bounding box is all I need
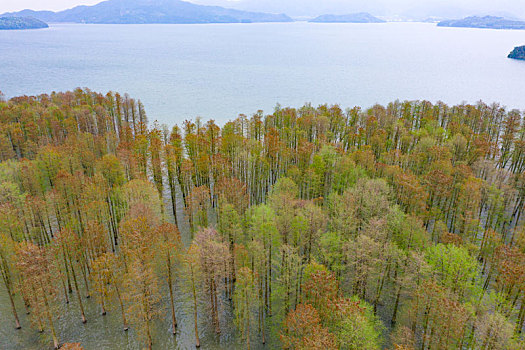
[1,0,293,24]
[437,15,525,29]
[309,12,385,23]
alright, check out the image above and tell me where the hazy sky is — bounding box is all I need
[1,0,524,19]
[2,0,100,12]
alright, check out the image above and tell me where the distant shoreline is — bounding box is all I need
[438,15,525,30]
[0,16,48,30]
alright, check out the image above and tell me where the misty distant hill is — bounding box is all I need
[0,16,49,30]
[309,13,385,23]
[438,16,525,30]
[1,0,293,24]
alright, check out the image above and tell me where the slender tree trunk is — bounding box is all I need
[245,287,251,350]
[115,285,128,331]
[516,298,525,334]
[6,283,21,329]
[373,261,390,313]
[69,257,87,323]
[1,260,21,329]
[268,243,272,316]
[391,284,402,326]
[60,276,69,304]
[190,265,200,348]
[40,282,59,349]
[79,258,91,298]
[167,255,177,334]
[213,280,220,334]
[259,280,266,344]
[20,277,31,314]
[421,304,431,350]
[167,167,178,227]
[100,293,106,315]
[146,320,152,350]
[62,249,73,293]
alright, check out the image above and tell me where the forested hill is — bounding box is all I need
[309,13,385,23]
[1,0,292,24]
[509,45,525,60]
[0,16,48,29]
[1,89,525,349]
[438,15,525,29]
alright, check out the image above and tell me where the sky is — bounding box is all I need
[1,0,101,12]
[1,0,524,19]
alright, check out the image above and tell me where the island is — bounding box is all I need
[309,12,385,23]
[1,0,293,24]
[437,15,525,30]
[0,16,48,30]
[508,46,525,60]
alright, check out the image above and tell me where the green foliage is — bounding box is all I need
[388,208,428,251]
[426,243,481,299]
[246,204,279,245]
[334,297,383,350]
[97,154,125,188]
[319,231,345,274]
[270,177,298,199]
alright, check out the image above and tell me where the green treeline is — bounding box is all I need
[1,89,525,349]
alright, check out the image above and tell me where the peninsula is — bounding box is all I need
[0,16,48,30]
[437,15,525,30]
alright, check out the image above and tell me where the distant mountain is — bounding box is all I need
[0,16,49,30]
[421,18,441,23]
[508,46,525,60]
[1,0,293,24]
[437,16,525,30]
[0,10,58,23]
[309,13,385,23]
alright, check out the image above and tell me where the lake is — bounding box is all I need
[0,22,524,126]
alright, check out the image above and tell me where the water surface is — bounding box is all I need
[1,22,524,125]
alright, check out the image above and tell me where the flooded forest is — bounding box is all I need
[1,89,525,349]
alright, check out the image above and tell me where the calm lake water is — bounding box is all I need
[0,22,524,126]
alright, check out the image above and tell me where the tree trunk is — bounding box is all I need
[7,284,21,329]
[516,298,525,334]
[190,265,200,348]
[1,259,21,329]
[40,282,59,349]
[115,285,128,331]
[246,287,251,350]
[100,293,106,316]
[69,257,87,323]
[167,255,177,334]
[391,284,402,326]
